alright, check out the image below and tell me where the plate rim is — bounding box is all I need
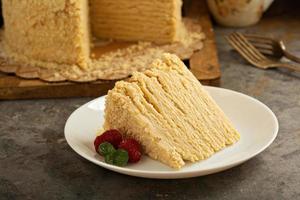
[64,86,279,178]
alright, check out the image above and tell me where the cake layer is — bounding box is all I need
[90,0,185,44]
[104,54,240,169]
[2,0,90,68]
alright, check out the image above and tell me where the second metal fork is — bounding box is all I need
[226,32,300,72]
[244,34,300,63]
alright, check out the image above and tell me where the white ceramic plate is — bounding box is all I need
[65,86,278,179]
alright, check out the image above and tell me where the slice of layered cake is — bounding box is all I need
[104,53,240,169]
[2,0,90,68]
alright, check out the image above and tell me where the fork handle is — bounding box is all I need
[273,62,300,72]
[279,41,300,63]
[283,50,300,64]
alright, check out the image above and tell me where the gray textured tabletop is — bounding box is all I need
[1,2,300,200]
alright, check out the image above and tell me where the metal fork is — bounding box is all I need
[226,32,300,72]
[244,34,300,63]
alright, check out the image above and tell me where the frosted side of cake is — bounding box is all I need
[90,0,185,44]
[2,0,90,68]
[104,53,240,169]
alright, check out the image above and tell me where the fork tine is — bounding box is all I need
[254,49,275,56]
[247,43,276,55]
[230,33,262,62]
[227,34,260,62]
[244,34,276,44]
[243,35,278,56]
[226,35,259,65]
[247,42,273,51]
[246,38,274,48]
[233,33,267,61]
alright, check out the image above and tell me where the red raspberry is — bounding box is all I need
[118,139,142,163]
[94,129,122,152]
[127,149,141,163]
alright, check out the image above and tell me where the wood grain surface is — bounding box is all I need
[185,0,221,81]
[0,0,220,100]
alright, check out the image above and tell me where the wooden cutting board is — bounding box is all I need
[0,0,220,100]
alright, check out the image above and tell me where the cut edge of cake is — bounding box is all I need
[90,0,186,44]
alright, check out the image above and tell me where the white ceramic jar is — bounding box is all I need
[207,0,274,27]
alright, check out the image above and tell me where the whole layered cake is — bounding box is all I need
[1,0,186,70]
